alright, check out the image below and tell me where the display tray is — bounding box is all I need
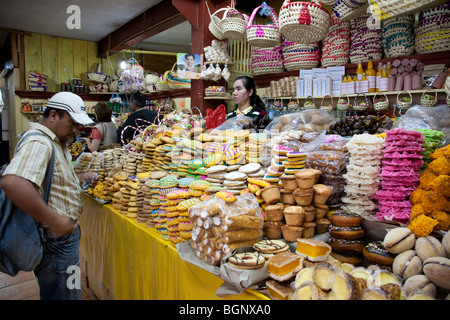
[82,192,111,205]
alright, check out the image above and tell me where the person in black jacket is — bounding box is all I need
[226,76,267,120]
[117,91,159,144]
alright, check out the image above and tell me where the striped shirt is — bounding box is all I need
[3,122,83,220]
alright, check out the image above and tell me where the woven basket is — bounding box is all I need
[396,91,412,110]
[320,95,334,111]
[156,71,171,92]
[369,0,442,20]
[420,90,438,107]
[287,98,300,111]
[373,92,389,111]
[353,93,369,111]
[206,1,227,40]
[303,96,317,109]
[279,0,331,43]
[336,96,350,111]
[222,8,249,40]
[246,4,281,47]
[332,0,368,22]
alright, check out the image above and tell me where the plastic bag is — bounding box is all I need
[264,109,337,138]
[210,115,253,132]
[205,104,227,130]
[393,105,450,146]
[73,151,104,174]
[188,192,264,266]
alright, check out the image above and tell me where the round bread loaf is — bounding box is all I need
[423,256,450,290]
[402,274,436,298]
[392,250,423,280]
[383,227,416,254]
[415,236,446,261]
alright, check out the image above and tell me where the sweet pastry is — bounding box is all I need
[301,222,316,239]
[363,241,395,267]
[215,190,237,202]
[253,239,289,258]
[292,281,326,300]
[443,231,450,257]
[259,185,281,205]
[228,252,265,269]
[331,272,364,300]
[266,279,294,300]
[312,184,332,205]
[312,262,338,291]
[361,284,401,300]
[370,269,402,287]
[280,190,296,205]
[279,174,298,191]
[293,267,314,289]
[422,256,450,290]
[264,221,285,240]
[267,251,304,281]
[329,211,363,227]
[295,238,332,262]
[330,252,363,265]
[281,224,303,242]
[293,187,314,206]
[314,204,329,219]
[402,274,437,298]
[294,169,316,189]
[329,238,364,255]
[247,177,271,188]
[383,227,416,254]
[328,225,364,240]
[303,205,316,222]
[315,218,331,234]
[265,203,285,222]
[392,250,423,280]
[414,236,446,261]
[283,206,305,226]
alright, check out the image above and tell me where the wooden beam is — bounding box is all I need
[97,0,186,58]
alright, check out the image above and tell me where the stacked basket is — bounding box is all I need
[251,45,285,75]
[369,0,441,20]
[382,15,415,58]
[246,4,281,48]
[282,40,320,71]
[278,0,330,43]
[332,0,368,22]
[321,12,350,67]
[415,3,450,54]
[350,14,383,63]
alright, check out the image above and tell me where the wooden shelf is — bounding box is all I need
[264,89,446,100]
[15,89,191,101]
[254,52,450,88]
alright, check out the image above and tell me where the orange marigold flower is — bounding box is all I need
[430,211,450,231]
[430,175,450,198]
[410,204,430,219]
[422,191,447,212]
[419,168,438,190]
[428,156,450,176]
[410,187,429,205]
[408,214,439,237]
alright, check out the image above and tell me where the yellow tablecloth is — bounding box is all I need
[79,194,269,300]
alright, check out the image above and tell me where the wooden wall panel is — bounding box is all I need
[57,37,74,85]
[41,34,58,91]
[73,39,88,83]
[24,33,42,90]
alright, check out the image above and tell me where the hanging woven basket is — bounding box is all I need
[246,4,281,47]
[222,7,249,40]
[373,92,389,111]
[279,0,331,44]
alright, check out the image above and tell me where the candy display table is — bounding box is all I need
[79,194,269,300]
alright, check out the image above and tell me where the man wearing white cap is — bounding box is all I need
[0,92,98,300]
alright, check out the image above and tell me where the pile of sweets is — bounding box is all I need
[375,128,424,222]
[409,144,450,237]
[189,192,264,266]
[342,134,384,216]
[413,129,445,169]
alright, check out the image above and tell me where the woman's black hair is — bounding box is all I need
[130,91,146,108]
[234,76,266,110]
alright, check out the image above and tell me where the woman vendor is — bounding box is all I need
[226,76,267,120]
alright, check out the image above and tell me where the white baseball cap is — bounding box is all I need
[46,92,93,125]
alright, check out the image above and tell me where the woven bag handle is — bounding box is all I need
[247,4,279,28]
[321,95,334,109]
[353,92,369,106]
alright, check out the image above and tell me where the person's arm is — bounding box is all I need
[0,175,77,237]
[81,137,101,152]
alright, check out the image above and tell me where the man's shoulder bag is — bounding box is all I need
[0,132,55,276]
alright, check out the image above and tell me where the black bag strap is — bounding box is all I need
[14,132,55,204]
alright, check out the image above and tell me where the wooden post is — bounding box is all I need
[173,0,230,116]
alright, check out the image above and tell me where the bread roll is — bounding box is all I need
[423,257,450,290]
[383,227,416,254]
[392,250,423,280]
[403,274,436,298]
[442,231,450,258]
[415,236,446,261]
